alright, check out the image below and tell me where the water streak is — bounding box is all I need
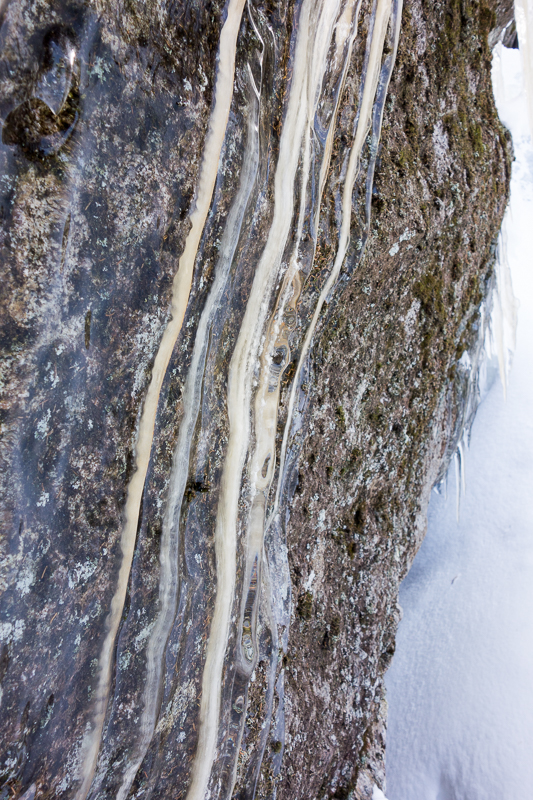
[77,0,247,794]
[184,1,354,796]
[110,66,261,800]
[275,0,400,523]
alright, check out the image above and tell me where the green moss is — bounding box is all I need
[330,614,341,638]
[413,270,445,325]
[479,4,497,37]
[340,447,361,476]
[298,591,313,620]
[462,274,483,312]
[469,123,484,154]
[367,406,384,428]
[398,149,409,172]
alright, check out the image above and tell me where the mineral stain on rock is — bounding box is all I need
[0,0,513,799]
[84,310,91,349]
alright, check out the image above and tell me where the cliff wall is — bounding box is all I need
[0,1,512,799]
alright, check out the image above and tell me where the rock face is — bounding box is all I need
[0,1,511,799]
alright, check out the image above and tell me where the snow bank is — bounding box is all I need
[384,45,533,800]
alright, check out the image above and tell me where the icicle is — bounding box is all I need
[458,436,467,499]
[454,450,461,522]
[452,431,469,522]
[490,210,519,398]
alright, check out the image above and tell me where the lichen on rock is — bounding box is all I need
[0,1,512,799]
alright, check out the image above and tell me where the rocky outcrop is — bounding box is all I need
[0,1,511,799]
[274,3,513,796]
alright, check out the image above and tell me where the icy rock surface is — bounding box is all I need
[0,1,513,799]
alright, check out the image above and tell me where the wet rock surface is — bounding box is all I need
[0,1,511,799]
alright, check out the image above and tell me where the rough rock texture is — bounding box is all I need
[273,2,513,797]
[0,1,512,799]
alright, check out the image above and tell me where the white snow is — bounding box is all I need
[515,0,533,136]
[384,45,533,800]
